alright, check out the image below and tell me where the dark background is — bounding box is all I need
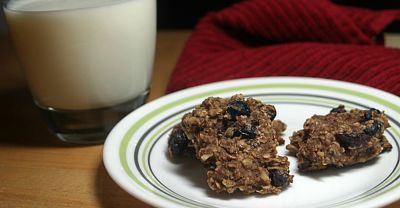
[1,0,399,32]
[157,0,400,29]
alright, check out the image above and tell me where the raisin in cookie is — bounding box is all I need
[168,94,292,194]
[286,105,392,171]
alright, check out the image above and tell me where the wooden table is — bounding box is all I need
[0,30,399,208]
[0,30,188,208]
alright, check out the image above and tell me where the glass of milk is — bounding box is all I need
[3,0,156,144]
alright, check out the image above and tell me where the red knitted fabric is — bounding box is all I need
[167,0,400,95]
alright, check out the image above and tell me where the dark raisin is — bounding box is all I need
[364,110,372,121]
[204,161,216,170]
[178,146,196,158]
[233,124,256,139]
[168,127,190,157]
[227,101,250,118]
[335,133,371,148]
[330,105,346,113]
[222,118,234,130]
[371,108,381,114]
[270,170,290,187]
[364,108,381,121]
[364,120,381,136]
[268,107,277,121]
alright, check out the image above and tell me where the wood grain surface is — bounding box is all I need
[0,30,399,208]
[0,31,188,208]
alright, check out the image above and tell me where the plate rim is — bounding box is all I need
[103,76,400,208]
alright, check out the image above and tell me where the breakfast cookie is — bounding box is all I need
[286,105,392,171]
[168,94,292,194]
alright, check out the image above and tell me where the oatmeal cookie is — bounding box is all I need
[168,94,292,194]
[286,105,392,171]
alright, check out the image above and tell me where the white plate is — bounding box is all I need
[103,77,400,208]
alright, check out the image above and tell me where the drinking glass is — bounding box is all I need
[3,0,156,144]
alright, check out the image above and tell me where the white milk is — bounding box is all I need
[4,0,156,110]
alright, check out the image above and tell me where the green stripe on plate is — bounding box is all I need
[141,96,400,207]
[119,82,400,207]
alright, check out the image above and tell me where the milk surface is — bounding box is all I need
[5,0,156,110]
[7,0,131,11]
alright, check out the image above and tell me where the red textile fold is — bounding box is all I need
[167,0,400,95]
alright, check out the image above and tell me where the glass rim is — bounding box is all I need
[3,0,137,13]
